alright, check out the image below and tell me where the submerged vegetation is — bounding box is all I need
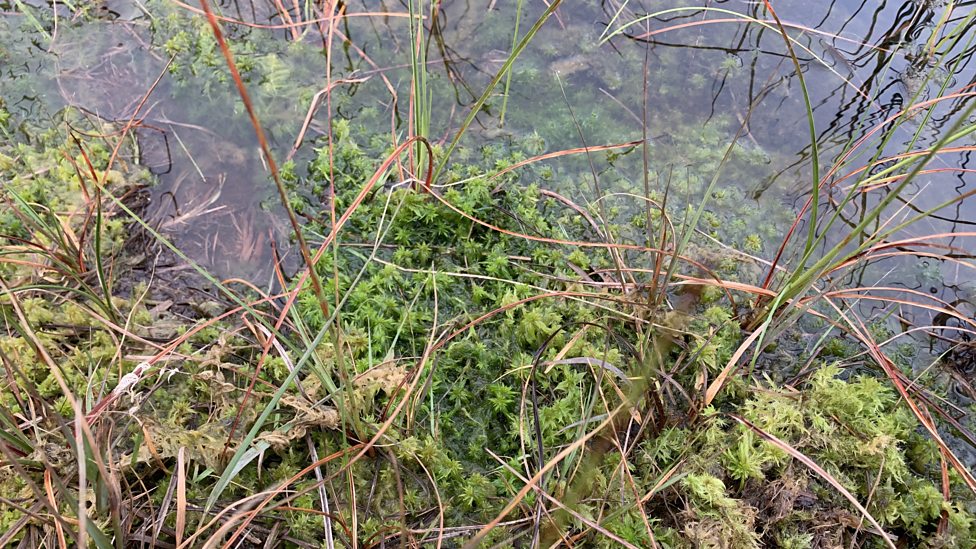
[2,0,976,547]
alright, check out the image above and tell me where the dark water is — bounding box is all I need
[2,1,975,359]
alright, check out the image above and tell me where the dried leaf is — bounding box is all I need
[255,395,339,450]
[354,359,408,398]
[130,420,229,471]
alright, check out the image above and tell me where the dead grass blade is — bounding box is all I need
[176,447,187,546]
[171,1,411,30]
[703,328,765,409]
[85,291,291,423]
[197,0,330,320]
[486,140,643,190]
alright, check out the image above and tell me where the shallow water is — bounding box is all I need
[2,1,974,353]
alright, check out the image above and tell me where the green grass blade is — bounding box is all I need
[499,0,524,126]
[433,0,563,182]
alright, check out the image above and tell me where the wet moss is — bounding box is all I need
[637,366,976,548]
[1,2,974,546]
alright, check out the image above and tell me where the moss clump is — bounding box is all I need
[0,115,157,409]
[640,366,976,548]
[682,473,761,548]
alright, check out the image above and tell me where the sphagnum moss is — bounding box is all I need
[3,112,972,546]
[2,2,976,547]
[271,131,976,547]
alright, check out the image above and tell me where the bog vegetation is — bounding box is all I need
[1,1,976,548]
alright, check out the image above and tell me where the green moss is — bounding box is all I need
[1,3,973,546]
[644,367,976,547]
[823,336,856,358]
[744,234,763,253]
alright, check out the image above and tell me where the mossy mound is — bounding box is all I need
[271,129,976,547]
[642,366,976,548]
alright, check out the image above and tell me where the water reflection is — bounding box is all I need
[590,1,975,330]
[2,0,974,339]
